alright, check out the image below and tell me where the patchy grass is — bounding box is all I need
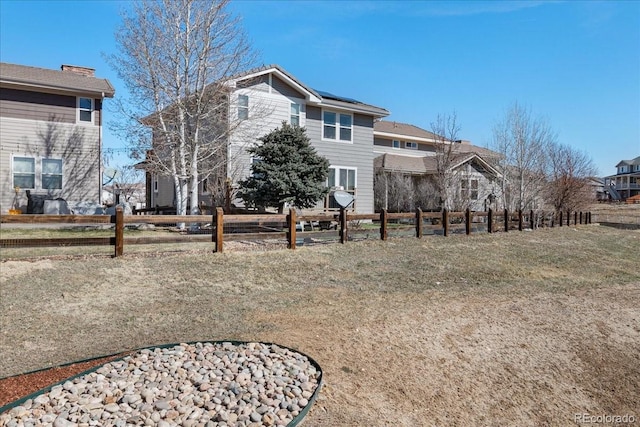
[1,225,639,426]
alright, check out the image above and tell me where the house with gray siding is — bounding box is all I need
[0,62,115,214]
[373,120,503,211]
[149,65,389,214]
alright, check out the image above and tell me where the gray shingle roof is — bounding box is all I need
[0,62,115,97]
[375,152,500,177]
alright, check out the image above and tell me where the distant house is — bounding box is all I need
[0,62,115,213]
[147,64,389,214]
[373,120,503,211]
[604,156,640,201]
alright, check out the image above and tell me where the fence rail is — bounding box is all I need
[0,208,592,258]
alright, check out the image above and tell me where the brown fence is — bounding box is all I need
[0,208,592,258]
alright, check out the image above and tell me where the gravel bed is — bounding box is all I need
[0,342,321,427]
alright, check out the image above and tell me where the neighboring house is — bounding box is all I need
[373,120,501,163]
[102,183,146,208]
[148,64,389,214]
[373,120,503,211]
[0,62,115,213]
[604,156,640,201]
[586,177,607,202]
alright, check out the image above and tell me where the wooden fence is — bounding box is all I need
[0,208,592,258]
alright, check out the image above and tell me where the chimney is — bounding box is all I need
[455,139,471,145]
[61,64,95,77]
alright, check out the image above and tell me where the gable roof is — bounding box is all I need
[375,152,502,177]
[615,155,640,167]
[229,64,389,118]
[0,62,115,97]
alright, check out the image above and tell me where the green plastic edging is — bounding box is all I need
[0,340,323,427]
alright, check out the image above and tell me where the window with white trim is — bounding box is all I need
[327,166,356,209]
[13,156,35,189]
[290,103,301,126]
[42,158,63,190]
[392,140,400,149]
[461,178,479,200]
[323,110,352,142]
[238,94,249,120]
[78,97,93,123]
[405,141,418,150]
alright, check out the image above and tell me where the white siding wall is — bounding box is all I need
[0,116,100,213]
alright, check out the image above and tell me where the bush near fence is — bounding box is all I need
[0,208,594,259]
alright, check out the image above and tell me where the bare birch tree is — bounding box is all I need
[491,102,555,211]
[107,0,255,218]
[545,142,596,213]
[430,112,461,211]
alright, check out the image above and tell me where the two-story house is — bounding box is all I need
[148,65,389,214]
[0,62,115,214]
[373,120,503,211]
[604,155,640,201]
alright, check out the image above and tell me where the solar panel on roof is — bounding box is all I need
[314,89,361,104]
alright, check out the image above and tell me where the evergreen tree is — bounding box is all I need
[238,122,330,213]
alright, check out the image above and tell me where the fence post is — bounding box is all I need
[504,209,509,232]
[559,211,562,227]
[465,208,471,235]
[215,207,224,253]
[567,210,571,226]
[380,209,388,241]
[530,209,534,230]
[518,209,523,231]
[488,208,493,233]
[416,208,423,238]
[443,209,449,237]
[574,211,578,226]
[114,206,124,257]
[579,211,583,224]
[340,207,348,244]
[288,208,297,249]
[588,212,592,224]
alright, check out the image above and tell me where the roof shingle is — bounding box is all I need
[0,62,115,97]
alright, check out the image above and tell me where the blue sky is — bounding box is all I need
[1,0,638,176]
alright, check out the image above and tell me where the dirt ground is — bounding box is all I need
[1,225,639,426]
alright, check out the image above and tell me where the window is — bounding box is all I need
[42,158,63,190]
[323,110,352,142]
[251,157,264,179]
[405,141,418,150]
[461,178,479,200]
[392,140,400,149]
[290,103,300,126]
[238,94,249,120]
[13,156,35,189]
[327,166,356,209]
[153,178,158,193]
[78,97,93,123]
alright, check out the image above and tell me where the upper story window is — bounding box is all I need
[13,156,35,189]
[290,103,301,127]
[405,141,418,150]
[238,94,249,120]
[78,97,93,123]
[323,110,352,142]
[42,158,63,190]
[392,140,400,149]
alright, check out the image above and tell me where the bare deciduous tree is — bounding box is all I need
[491,102,555,211]
[430,112,461,210]
[545,142,596,213]
[374,171,414,212]
[107,0,256,220]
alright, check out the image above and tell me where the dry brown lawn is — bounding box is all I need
[1,225,639,426]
